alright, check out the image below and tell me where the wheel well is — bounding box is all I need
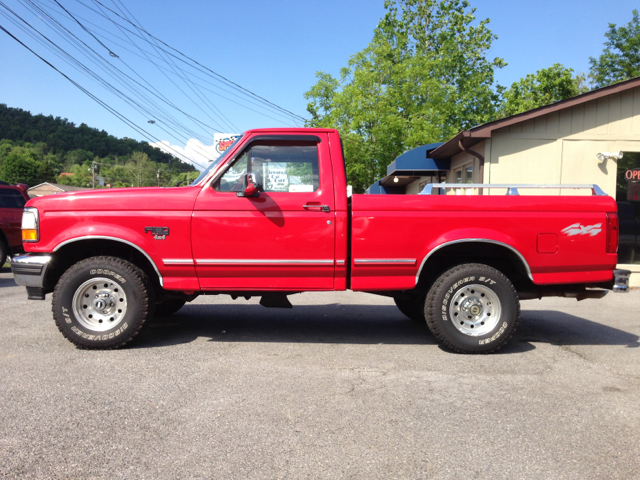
[416,242,532,291]
[46,239,162,292]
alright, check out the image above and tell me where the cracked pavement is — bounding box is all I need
[0,266,639,479]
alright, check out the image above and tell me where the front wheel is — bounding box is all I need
[52,256,155,349]
[425,263,520,354]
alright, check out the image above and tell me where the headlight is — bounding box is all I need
[22,207,39,242]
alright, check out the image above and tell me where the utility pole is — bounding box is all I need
[92,162,96,189]
[157,169,160,186]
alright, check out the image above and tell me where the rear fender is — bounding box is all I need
[416,229,533,284]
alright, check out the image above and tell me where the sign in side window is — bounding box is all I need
[215,141,320,193]
[616,151,640,265]
[0,190,26,208]
[252,143,319,193]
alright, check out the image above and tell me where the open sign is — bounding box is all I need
[625,168,640,182]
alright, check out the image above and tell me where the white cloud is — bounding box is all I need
[148,139,218,171]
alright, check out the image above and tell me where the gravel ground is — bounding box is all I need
[0,266,639,479]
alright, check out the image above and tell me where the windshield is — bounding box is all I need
[190,134,244,185]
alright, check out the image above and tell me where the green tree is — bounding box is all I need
[500,64,583,117]
[589,10,640,88]
[57,163,93,187]
[0,152,40,185]
[304,0,505,192]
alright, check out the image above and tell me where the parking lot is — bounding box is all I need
[0,265,639,479]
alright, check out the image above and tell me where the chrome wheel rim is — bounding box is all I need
[449,284,501,337]
[72,277,128,332]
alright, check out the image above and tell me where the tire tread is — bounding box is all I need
[52,256,154,349]
[425,263,520,354]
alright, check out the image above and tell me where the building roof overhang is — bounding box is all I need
[430,75,640,159]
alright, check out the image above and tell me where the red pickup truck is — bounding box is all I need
[12,128,631,353]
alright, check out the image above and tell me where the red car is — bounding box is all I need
[11,128,631,353]
[0,183,29,266]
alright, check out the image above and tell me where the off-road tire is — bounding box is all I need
[394,295,425,322]
[425,263,520,354]
[155,298,186,317]
[52,256,154,349]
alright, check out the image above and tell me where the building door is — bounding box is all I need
[616,151,640,266]
[192,134,336,290]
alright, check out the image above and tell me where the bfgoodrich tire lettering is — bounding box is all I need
[52,256,154,349]
[425,263,520,354]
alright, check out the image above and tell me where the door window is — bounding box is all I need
[214,141,320,193]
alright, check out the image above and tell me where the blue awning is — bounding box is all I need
[365,142,450,193]
[365,180,405,195]
[385,143,449,175]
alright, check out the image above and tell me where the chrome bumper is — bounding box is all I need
[11,254,52,300]
[613,269,631,293]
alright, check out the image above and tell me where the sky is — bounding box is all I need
[1,0,638,169]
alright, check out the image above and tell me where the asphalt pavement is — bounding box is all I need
[0,266,639,479]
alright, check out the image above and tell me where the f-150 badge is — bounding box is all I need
[145,226,169,240]
[561,223,602,237]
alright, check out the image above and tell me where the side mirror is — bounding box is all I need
[237,173,262,197]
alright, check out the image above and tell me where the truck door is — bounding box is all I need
[192,134,336,290]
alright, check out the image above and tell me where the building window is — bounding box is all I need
[454,164,473,184]
[616,152,640,265]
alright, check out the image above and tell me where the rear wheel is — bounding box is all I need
[425,263,520,354]
[52,256,154,349]
[394,295,425,322]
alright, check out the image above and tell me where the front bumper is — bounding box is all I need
[11,254,52,300]
[613,269,631,293]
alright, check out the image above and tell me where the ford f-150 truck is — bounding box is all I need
[11,128,631,353]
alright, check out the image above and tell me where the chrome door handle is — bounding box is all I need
[303,204,330,212]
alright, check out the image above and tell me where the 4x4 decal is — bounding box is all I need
[561,223,602,237]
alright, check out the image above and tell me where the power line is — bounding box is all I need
[37,0,304,125]
[90,0,307,123]
[111,0,240,133]
[0,24,209,170]
[3,1,218,164]
[22,0,212,144]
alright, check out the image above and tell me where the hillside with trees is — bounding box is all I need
[0,103,197,188]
